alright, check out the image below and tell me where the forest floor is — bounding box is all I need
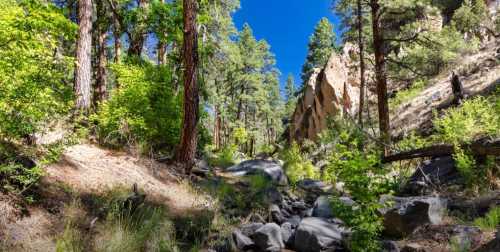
[1,144,213,251]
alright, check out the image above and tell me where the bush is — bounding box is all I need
[0,0,75,140]
[474,206,500,231]
[389,80,426,110]
[280,142,319,185]
[322,117,394,251]
[209,144,238,168]
[93,62,182,152]
[434,97,500,144]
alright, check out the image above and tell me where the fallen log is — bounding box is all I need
[382,138,500,163]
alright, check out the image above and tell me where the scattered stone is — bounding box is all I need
[281,222,295,247]
[264,187,283,205]
[297,179,330,194]
[294,217,348,252]
[226,160,288,185]
[312,196,334,218]
[270,204,284,224]
[379,196,447,237]
[232,229,254,251]
[248,213,266,224]
[286,215,302,228]
[240,222,264,237]
[251,223,285,252]
[291,201,308,211]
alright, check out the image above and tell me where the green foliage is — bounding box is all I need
[280,142,319,185]
[285,74,298,116]
[210,144,238,168]
[322,117,394,251]
[452,0,490,38]
[0,162,43,195]
[434,97,500,144]
[453,147,476,186]
[0,0,76,140]
[301,17,337,84]
[389,80,426,110]
[93,62,182,152]
[474,206,500,231]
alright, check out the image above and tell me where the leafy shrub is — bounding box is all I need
[93,62,182,152]
[280,142,319,185]
[434,97,500,144]
[0,162,43,196]
[0,0,75,140]
[322,117,394,251]
[209,144,238,168]
[453,147,476,186]
[474,206,500,230]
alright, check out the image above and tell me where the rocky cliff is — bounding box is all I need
[289,46,360,142]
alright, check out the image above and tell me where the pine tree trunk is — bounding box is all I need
[113,16,121,64]
[357,0,366,127]
[95,25,108,105]
[74,0,93,112]
[370,0,390,153]
[175,0,199,173]
[158,41,166,65]
[214,105,221,150]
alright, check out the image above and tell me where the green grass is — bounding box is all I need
[474,206,500,231]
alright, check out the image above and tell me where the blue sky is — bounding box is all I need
[233,0,342,89]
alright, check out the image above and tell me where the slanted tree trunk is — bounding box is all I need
[74,0,93,112]
[370,0,390,153]
[175,0,199,173]
[357,0,366,127]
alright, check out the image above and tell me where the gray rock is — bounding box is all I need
[450,225,481,251]
[251,223,285,252]
[294,217,348,252]
[232,229,254,251]
[286,215,302,228]
[248,213,266,223]
[264,187,283,205]
[270,204,284,224]
[240,222,264,237]
[379,196,447,237]
[281,222,295,247]
[227,160,288,185]
[312,196,334,218]
[312,196,355,219]
[403,156,460,195]
[297,179,330,194]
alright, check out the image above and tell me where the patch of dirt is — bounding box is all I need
[45,144,212,215]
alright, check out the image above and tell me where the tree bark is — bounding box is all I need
[158,41,166,65]
[74,0,93,112]
[113,14,121,64]
[95,25,108,105]
[370,0,390,153]
[357,0,366,127]
[382,138,500,163]
[175,0,199,173]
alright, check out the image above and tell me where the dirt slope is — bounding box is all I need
[391,40,500,137]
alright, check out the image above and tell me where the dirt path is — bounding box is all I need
[45,144,212,215]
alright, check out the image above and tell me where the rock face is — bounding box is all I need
[294,217,348,252]
[226,160,288,185]
[289,48,360,142]
[379,196,447,237]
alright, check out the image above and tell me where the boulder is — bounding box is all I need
[227,160,288,185]
[240,222,264,237]
[312,196,334,218]
[401,243,427,252]
[251,223,285,252]
[296,179,331,195]
[294,217,348,252]
[270,204,285,224]
[285,215,302,228]
[403,156,460,195]
[264,187,283,205]
[232,229,254,251]
[312,196,356,219]
[379,196,447,237]
[281,222,295,247]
